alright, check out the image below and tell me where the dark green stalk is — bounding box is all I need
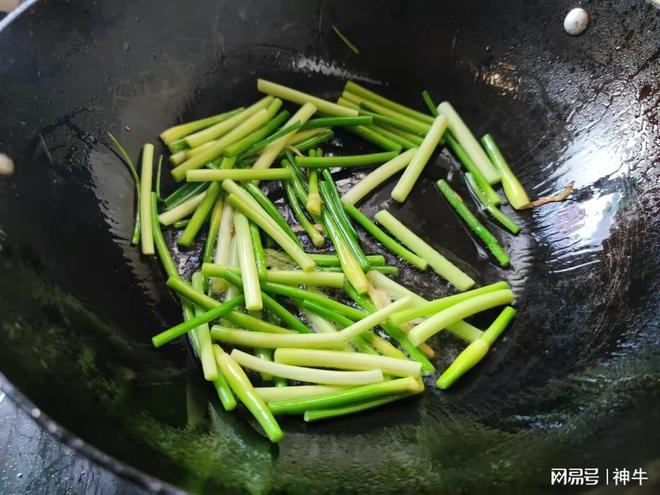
[152,295,244,347]
[310,253,385,267]
[250,222,268,279]
[342,202,428,269]
[203,198,224,264]
[322,265,398,276]
[344,125,402,152]
[178,182,222,247]
[332,25,360,54]
[163,182,209,210]
[480,134,530,209]
[465,172,521,235]
[173,219,190,229]
[304,394,411,422]
[302,116,372,129]
[288,129,335,154]
[421,90,439,117]
[359,108,426,136]
[321,170,359,239]
[295,151,399,168]
[244,183,302,247]
[284,180,324,247]
[150,193,178,280]
[108,132,141,245]
[445,132,502,206]
[243,121,302,157]
[369,125,419,150]
[436,180,510,267]
[223,110,290,157]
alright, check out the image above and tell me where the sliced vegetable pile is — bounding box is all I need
[111,79,570,443]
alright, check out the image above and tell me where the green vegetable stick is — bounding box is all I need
[407,289,514,346]
[310,253,385,267]
[233,212,263,311]
[445,132,502,206]
[203,265,345,288]
[150,193,178,280]
[152,295,244,348]
[480,134,530,209]
[295,151,399,168]
[160,107,244,144]
[158,192,206,226]
[343,124,403,152]
[391,114,447,203]
[379,125,424,145]
[213,346,283,443]
[302,116,372,129]
[465,172,521,235]
[437,101,500,184]
[186,168,291,182]
[436,306,516,389]
[284,179,324,247]
[368,125,419,149]
[139,144,155,255]
[252,103,317,172]
[306,168,322,217]
[191,273,219,381]
[345,81,435,125]
[268,376,423,415]
[436,179,510,267]
[163,182,208,210]
[343,203,428,269]
[375,210,475,291]
[108,133,141,245]
[274,349,421,377]
[203,197,224,264]
[421,90,439,117]
[342,92,431,135]
[342,149,416,204]
[304,394,411,422]
[258,79,356,117]
[184,97,273,148]
[255,385,345,402]
[244,183,302,247]
[223,110,290,157]
[178,182,222,247]
[243,121,303,156]
[231,350,384,386]
[250,222,268,280]
[332,24,360,54]
[323,212,370,294]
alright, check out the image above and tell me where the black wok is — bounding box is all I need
[0,0,658,493]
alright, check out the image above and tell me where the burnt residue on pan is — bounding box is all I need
[0,0,658,493]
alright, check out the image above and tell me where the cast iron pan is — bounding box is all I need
[0,0,658,493]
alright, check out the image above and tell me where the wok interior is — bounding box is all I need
[0,0,658,493]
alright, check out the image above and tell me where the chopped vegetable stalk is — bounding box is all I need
[252,103,317,172]
[343,203,428,269]
[480,134,530,209]
[323,212,370,294]
[445,132,502,206]
[295,151,399,168]
[302,116,372,129]
[223,110,290,157]
[284,178,324,247]
[210,202,234,293]
[160,107,244,144]
[268,376,423,415]
[341,149,417,203]
[250,222,268,280]
[244,183,302,247]
[390,281,510,324]
[108,133,141,245]
[465,172,521,235]
[391,114,447,202]
[178,182,222,248]
[213,345,283,442]
[379,125,424,145]
[243,121,303,156]
[436,180,510,267]
[163,182,208,210]
[169,149,189,166]
[184,97,273,148]
[173,105,280,181]
[233,212,263,311]
[203,265,345,288]
[150,193,178,279]
[359,109,428,137]
[368,125,419,149]
[152,295,244,348]
[287,129,335,154]
[437,102,500,184]
[342,91,431,135]
[203,198,224,264]
[158,191,206,226]
[211,296,413,349]
[274,349,422,377]
[344,81,436,125]
[436,306,516,389]
[139,143,155,255]
[223,181,315,271]
[343,124,403,152]
[306,169,322,217]
[258,79,357,117]
[321,169,359,239]
[187,168,291,182]
[309,253,385,267]
[407,289,514,346]
[191,273,219,381]
[255,385,345,402]
[421,90,439,117]
[304,394,412,422]
[375,210,475,291]
[231,350,384,385]
[332,24,360,54]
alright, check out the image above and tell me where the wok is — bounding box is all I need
[0,0,658,493]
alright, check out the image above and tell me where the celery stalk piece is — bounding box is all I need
[295,151,399,168]
[480,134,530,209]
[345,81,435,124]
[139,143,155,255]
[391,114,447,203]
[191,273,219,381]
[160,107,244,144]
[375,210,475,290]
[223,110,290,157]
[255,385,345,402]
[178,182,222,248]
[158,192,206,226]
[230,350,384,386]
[304,394,412,422]
[465,172,521,235]
[234,212,263,311]
[407,290,514,346]
[258,79,357,117]
[252,103,317,172]
[150,193,178,280]
[186,168,292,182]
[437,101,500,184]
